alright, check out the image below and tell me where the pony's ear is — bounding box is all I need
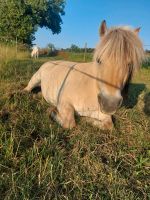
[99,20,107,37]
[134,27,141,34]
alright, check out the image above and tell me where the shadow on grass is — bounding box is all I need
[123,83,145,108]
[144,92,150,116]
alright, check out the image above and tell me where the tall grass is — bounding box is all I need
[56,51,93,62]
[0,48,149,199]
[0,44,29,67]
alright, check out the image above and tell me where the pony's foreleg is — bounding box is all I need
[86,117,113,130]
[83,110,113,130]
[24,70,41,92]
[48,103,76,129]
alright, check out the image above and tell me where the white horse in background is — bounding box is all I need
[31,46,39,59]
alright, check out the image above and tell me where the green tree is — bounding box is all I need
[70,44,80,52]
[47,43,55,51]
[0,0,65,45]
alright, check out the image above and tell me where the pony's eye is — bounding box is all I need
[96,58,101,64]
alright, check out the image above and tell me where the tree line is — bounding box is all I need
[38,43,94,56]
[61,44,94,53]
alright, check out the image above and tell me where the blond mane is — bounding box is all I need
[94,27,144,75]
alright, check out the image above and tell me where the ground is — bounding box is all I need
[0,55,150,200]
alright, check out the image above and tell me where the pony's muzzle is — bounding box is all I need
[98,93,123,115]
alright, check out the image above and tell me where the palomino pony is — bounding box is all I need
[31,46,39,59]
[24,21,144,129]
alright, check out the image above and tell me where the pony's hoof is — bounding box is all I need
[102,120,114,130]
[47,107,58,118]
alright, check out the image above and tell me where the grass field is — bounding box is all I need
[0,53,150,199]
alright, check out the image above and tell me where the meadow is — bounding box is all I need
[0,47,150,199]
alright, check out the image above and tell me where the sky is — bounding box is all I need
[34,0,150,49]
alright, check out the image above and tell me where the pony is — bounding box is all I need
[31,46,39,59]
[24,20,144,130]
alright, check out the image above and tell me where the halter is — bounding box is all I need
[96,57,101,64]
[56,63,76,106]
